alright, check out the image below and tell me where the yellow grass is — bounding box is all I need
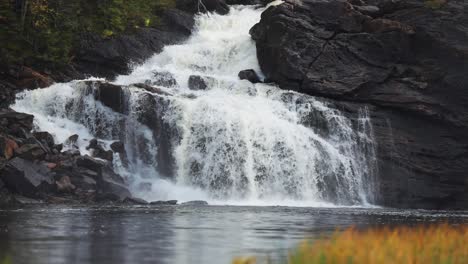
[233,224,468,264]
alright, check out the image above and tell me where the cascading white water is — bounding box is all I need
[11,4,377,206]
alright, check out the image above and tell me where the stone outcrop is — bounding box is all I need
[238,69,262,83]
[251,0,468,209]
[0,108,138,206]
[188,75,215,90]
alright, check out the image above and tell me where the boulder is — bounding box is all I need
[86,138,99,150]
[96,167,131,202]
[163,8,196,36]
[188,75,215,90]
[53,144,63,153]
[92,82,125,113]
[75,155,107,172]
[110,141,125,153]
[14,144,46,160]
[238,69,261,83]
[0,158,55,198]
[250,0,468,209]
[72,175,97,190]
[147,71,178,88]
[0,110,34,137]
[86,139,113,162]
[61,149,81,157]
[33,132,55,148]
[92,149,113,162]
[110,141,128,167]
[65,134,79,147]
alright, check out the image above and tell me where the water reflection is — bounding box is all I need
[0,206,466,264]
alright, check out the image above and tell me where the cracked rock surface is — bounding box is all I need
[251,0,468,209]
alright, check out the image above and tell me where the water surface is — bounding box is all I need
[0,205,466,264]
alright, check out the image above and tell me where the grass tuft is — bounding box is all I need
[233,224,468,264]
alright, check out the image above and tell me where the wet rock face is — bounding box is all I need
[0,110,34,138]
[132,91,177,178]
[188,75,215,90]
[0,106,134,205]
[87,139,114,162]
[147,71,178,88]
[1,158,55,198]
[74,9,195,80]
[238,69,261,83]
[163,9,196,36]
[251,0,468,209]
[92,82,125,113]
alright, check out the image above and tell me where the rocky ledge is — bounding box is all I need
[251,0,468,209]
[0,109,141,206]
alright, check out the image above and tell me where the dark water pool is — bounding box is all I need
[0,205,466,264]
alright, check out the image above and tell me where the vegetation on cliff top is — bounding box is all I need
[0,0,175,66]
[233,224,468,264]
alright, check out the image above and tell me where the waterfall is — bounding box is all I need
[11,5,377,206]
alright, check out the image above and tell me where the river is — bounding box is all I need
[0,205,467,264]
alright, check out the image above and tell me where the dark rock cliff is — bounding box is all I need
[250,0,468,209]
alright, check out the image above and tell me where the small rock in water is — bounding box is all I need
[181,200,209,206]
[238,69,261,83]
[149,71,177,88]
[65,134,79,145]
[86,138,99,150]
[150,200,178,205]
[188,75,215,90]
[110,141,125,153]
